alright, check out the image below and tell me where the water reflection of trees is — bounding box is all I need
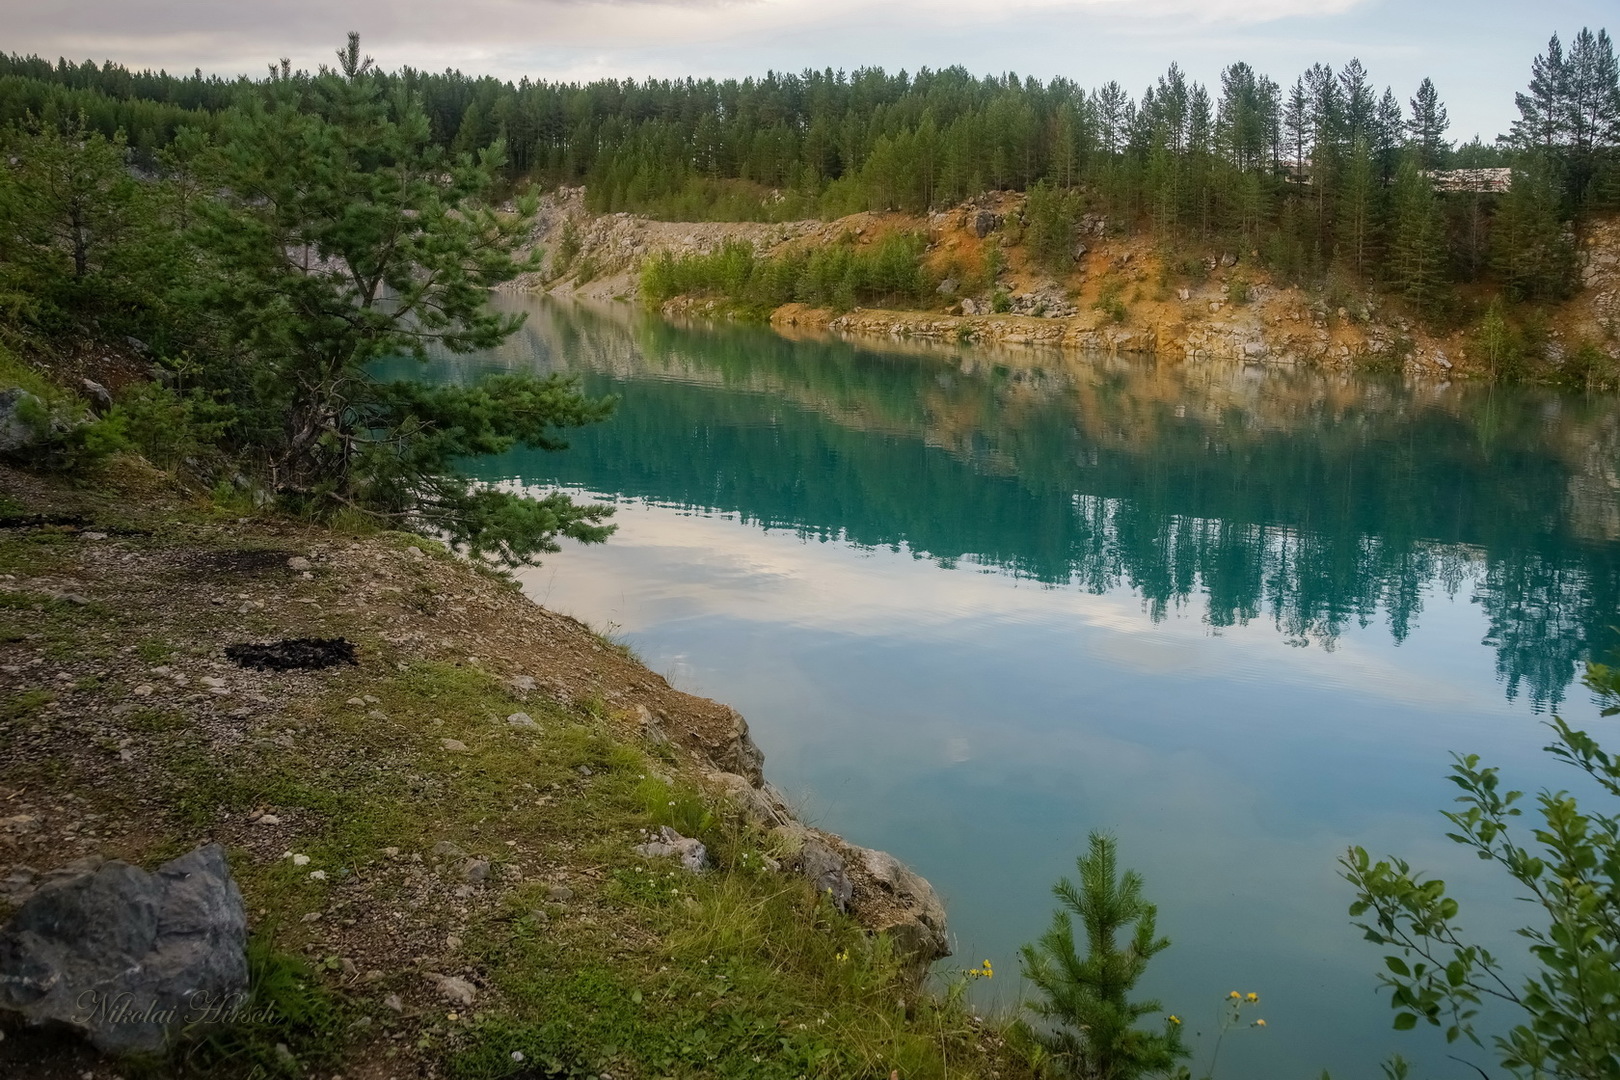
[429,299,1620,709]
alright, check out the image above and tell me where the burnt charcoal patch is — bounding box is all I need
[0,513,90,529]
[225,637,358,671]
[185,548,300,576]
[0,514,148,536]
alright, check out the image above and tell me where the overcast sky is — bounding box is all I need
[2,0,1614,142]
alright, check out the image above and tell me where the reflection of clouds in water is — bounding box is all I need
[527,495,1514,721]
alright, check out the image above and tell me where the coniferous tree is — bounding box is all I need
[1563,28,1620,202]
[1387,157,1448,314]
[0,114,170,331]
[1025,180,1080,271]
[194,34,615,562]
[1375,87,1406,182]
[1492,156,1577,302]
[1339,58,1377,145]
[1018,833,1187,1080]
[1406,78,1451,170]
[1338,137,1379,278]
[1512,34,1570,155]
[1305,63,1343,244]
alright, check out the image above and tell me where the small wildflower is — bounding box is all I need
[1255,1018,1267,1027]
[1168,1015,1181,1025]
[1228,990,1241,999]
[982,960,993,979]
[1246,992,1259,1002]
[835,949,849,963]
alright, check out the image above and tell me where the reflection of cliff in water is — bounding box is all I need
[423,298,1620,709]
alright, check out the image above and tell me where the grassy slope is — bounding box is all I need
[0,461,1027,1080]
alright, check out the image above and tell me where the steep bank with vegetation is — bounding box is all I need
[0,459,1017,1079]
[513,186,1620,384]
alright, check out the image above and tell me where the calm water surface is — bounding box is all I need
[424,297,1620,1078]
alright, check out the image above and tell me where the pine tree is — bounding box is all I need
[0,113,165,328]
[1563,27,1620,202]
[1406,77,1450,170]
[1375,87,1405,182]
[1025,180,1080,271]
[1511,34,1569,154]
[195,33,615,563]
[1491,156,1577,302]
[1564,28,1620,158]
[1387,156,1448,314]
[1284,77,1310,180]
[1018,833,1187,1080]
[1339,58,1377,145]
[1338,137,1379,278]
[1305,64,1344,239]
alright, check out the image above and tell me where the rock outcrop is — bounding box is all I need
[0,844,249,1055]
[668,705,953,975]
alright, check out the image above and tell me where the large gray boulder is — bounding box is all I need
[0,844,249,1055]
[0,388,48,455]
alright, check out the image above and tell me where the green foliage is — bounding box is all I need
[1018,832,1187,1079]
[1095,277,1129,323]
[1025,182,1084,273]
[1474,302,1533,382]
[1492,157,1578,304]
[552,218,582,278]
[107,383,235,471]
[0,348,125,472]
[0,113,183,339]
[1557,341,1620,392]
[1387,158,1449,319]
[1343,661,1620,1078]
[641,233,932,315]
[181,37,613,564]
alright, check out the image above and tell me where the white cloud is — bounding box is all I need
[2,0,1366,76]
[0,0,1528,144]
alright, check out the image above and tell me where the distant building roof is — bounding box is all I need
[1428,168,1513,193]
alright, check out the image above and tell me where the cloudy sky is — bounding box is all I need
[3,0,1614,141]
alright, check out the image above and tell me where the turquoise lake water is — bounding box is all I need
[422,296,1620,1078]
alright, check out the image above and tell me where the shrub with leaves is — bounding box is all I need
[1018,831,1187,1079]
[1343,662,1620,1078]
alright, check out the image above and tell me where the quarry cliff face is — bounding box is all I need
[510,187,1620,383]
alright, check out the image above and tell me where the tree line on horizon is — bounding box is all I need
[0,28,1618,333]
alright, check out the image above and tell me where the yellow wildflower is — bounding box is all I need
[1246,992,1259,1002]
[982,960,993,979]
[1228,990,1241,999]
[1168,1015,1182,1025]
[1255,1019,1267,1027]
